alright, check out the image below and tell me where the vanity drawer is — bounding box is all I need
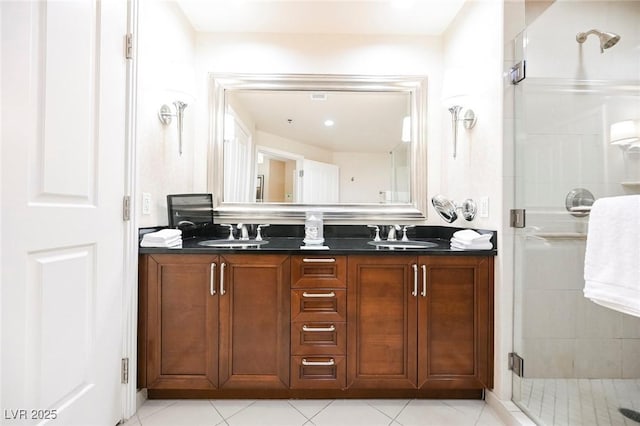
[290,356,346,389]
[291,321,346,355]
[291,289,346,322]
[291,256,347,288]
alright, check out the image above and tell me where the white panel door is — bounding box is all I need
[223,114,254,202]
[1,1,127,425]
[301,159,340,203]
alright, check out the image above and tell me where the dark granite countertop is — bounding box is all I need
[139,225,497,256]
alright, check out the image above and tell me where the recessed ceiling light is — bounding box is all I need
[324,119,335,127]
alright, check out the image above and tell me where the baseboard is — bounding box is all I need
[136,388,148,412]
[485,390,537,426]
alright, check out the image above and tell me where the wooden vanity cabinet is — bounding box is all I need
[418,256,494,390]
[141,254,219,391]
[140,253,290,395]
[139,251,494,397]
[218,254,290,390]
[290,255,347,389]
[347,256,418,389]
[347,255,493,392]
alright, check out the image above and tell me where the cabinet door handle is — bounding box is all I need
[302,258,336,263]
[210,263,216,296]
[421,264,427,297]
[220,262,226,295]
[302,291,335,298]
[412,264,418,297]
[302,324,336,332]
[302,358,335,366]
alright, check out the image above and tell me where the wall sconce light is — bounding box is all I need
[431,194,477,223]
[610,119,640,152]
[448,105,477,158]
[158,101,188,155]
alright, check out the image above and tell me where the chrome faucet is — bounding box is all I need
[401,225,415,241]
[387,225,401,241]
[220,224,235,240]
[367,225,381,242]
[255,224,270,241]
[237,223,249,240]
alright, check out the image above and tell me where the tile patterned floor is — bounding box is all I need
[513,378,640,426]
[122,398,506,426]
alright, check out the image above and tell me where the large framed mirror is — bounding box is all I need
[208,73,428,222]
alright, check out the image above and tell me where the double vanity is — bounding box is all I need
[137,225,496,400]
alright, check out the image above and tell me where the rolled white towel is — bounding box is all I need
[452,229,492,243]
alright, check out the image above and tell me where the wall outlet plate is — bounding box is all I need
[478,196,489,218]
[142,192,151,215]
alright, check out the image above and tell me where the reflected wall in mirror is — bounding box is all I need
[209,74,428,221]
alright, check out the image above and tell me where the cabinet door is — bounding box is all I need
[418,256,493,390]
[218,254,290,389]
[347,255,418,389]
[145,254,219,390]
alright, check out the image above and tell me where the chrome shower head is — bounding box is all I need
[576,29,621,53]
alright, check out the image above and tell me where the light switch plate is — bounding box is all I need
[142,192,151,215]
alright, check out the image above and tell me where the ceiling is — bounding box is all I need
[175,0,466,36]
[228,90,410,153]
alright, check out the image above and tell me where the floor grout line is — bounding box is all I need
[515,378,640,426]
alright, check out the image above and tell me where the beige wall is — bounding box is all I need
[136,0,198,227]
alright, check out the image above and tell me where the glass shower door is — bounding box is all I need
[511,2,640,425]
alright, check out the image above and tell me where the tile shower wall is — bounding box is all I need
[520,239,640,379]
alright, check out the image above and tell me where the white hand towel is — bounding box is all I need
[583,195,640,317]
[450,238,493,250]
[142,229,182,243]
[140,235,182,248]
[453,229,493,243]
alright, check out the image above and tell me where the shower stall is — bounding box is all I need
[510,1,640,425]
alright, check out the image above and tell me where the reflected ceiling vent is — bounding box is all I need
[310,93,327,101]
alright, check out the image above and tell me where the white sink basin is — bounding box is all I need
[367,240,438,249]
[198,239,269,248]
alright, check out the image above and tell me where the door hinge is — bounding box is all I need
[510,209,526,228]
[509,60,526,85]
[508,352,524,377]
[121,358,129,384]
[123,196,131,221]
[125,33,134,60]
[298,170,304,178]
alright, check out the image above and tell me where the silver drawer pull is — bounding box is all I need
[302,258,336,263]
[302,358,335,366]
[220,262,226,295]
[412,264,418,297]
[302,325,336,332]
[302,291,336,298]
[210,263,216,296]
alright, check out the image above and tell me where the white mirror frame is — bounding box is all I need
[208,73,428,222]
